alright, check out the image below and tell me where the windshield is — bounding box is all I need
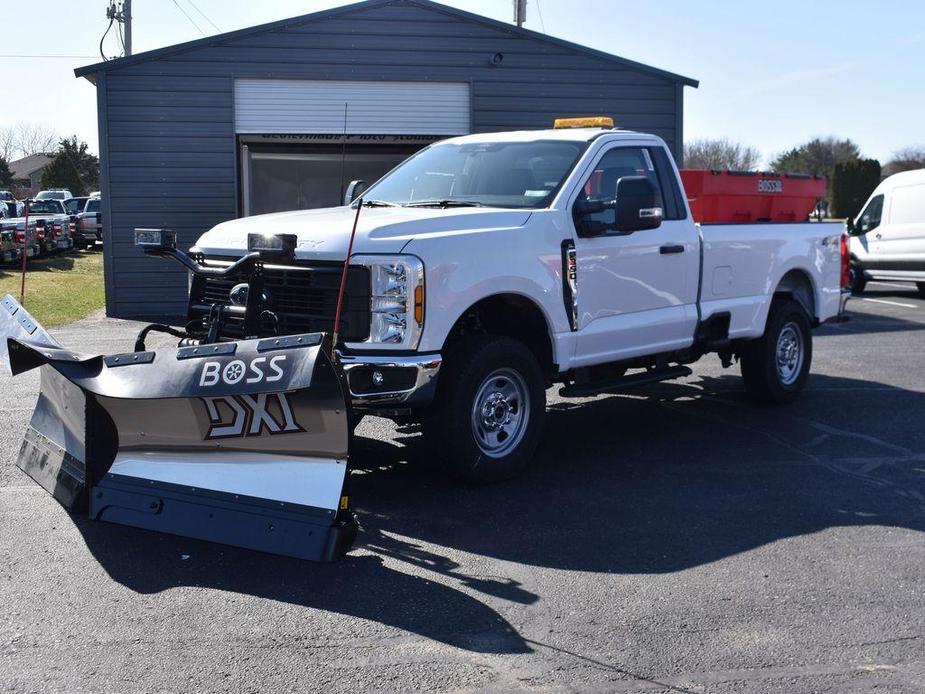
[362,139,587,209]
[85,198,101,212]
[36,191,67,200]
[28,201,62,214]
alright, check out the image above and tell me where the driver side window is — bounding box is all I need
[574,147,664,232]
[858,194,884,233]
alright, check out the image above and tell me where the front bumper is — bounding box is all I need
[337,351,442,408]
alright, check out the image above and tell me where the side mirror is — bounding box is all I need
[614,176,662,233]
[344,179,367,206]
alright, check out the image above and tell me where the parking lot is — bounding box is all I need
[2,282,925,693]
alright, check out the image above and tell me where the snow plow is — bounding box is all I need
[2,229,358,561]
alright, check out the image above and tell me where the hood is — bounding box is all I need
[195,206,533,261]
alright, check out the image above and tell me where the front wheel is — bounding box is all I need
[740,300,813,404]
[424,336,546,483]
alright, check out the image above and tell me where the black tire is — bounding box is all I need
[916,282,925,297]
[424,335,546,483]
[849,262,867,294]
[740,300,813,404]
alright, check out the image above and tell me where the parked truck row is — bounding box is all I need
[0,191,102,262]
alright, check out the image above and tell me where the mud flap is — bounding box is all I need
[1,294,357,561]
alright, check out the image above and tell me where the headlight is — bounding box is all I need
[349,254,424,350]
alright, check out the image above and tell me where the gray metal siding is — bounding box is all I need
[100,0,686,318]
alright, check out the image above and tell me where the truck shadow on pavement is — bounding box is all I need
[73,372,925,655]
[818,308,925,335]
[354,372,925,577]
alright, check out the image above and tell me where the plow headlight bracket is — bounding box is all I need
[349,254,425,351]
[134,228,177,251]
[247,232,297,260]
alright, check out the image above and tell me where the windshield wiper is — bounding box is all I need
[404,199,484,208]
[359,199,397,207]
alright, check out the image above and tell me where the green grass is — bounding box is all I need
[0,251,105,328]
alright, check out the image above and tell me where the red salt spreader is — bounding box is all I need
[679,170,826,224]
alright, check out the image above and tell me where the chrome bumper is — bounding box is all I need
[337,351,442,408]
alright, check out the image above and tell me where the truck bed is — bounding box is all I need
[699,221,845,338]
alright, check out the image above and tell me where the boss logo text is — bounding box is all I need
[199,355,287,387]
[758,179,783,194]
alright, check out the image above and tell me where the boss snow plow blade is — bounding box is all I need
[1,294,356,561]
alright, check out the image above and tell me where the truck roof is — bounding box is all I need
[438,127,658,146]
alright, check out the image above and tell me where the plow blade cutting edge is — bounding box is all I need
[1,294,357,561]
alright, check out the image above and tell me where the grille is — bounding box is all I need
[188,260,371,341]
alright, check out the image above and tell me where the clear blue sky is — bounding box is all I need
[3,0,923,166]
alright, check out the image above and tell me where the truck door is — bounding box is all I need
[569,144,700,367]
[854,193,884,263]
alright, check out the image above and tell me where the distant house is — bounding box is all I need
[9,153,52,193]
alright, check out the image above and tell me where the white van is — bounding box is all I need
[848,168,925,294]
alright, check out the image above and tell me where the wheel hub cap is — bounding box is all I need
[775,322,804,386]
[470,368,530,458]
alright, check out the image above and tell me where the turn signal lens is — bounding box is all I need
[414,284,424,326]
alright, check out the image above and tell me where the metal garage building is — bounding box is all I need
[76,0,698,319]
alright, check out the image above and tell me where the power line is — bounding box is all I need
[535,0,547,33]
[170,0,206,36]
[0,54,98,59]
[99,16,116,60]
[185,0,221,33]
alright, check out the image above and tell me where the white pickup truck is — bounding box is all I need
[188,120,850,482]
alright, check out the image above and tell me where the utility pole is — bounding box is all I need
[513,0,527,27]
[124,0,132,56]
[105,1,131,57]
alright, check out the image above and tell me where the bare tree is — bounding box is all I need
[13,122,59,158]
[883,145,925,177]
[683,138,761,171]
[0,126,16,162]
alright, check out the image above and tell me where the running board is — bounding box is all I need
[559,365,693,398]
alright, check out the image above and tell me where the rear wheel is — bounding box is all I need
[740,300,813,404]
[424,335,545,483]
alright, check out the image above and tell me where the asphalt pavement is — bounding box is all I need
[2,282,925,693]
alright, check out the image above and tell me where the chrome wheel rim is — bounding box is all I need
[775,322,804,386]
[470,368,530,458]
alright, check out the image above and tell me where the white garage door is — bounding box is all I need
[234,79,470,135]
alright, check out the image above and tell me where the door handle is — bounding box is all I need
[875,233,882,239]
[660,244,685,255]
